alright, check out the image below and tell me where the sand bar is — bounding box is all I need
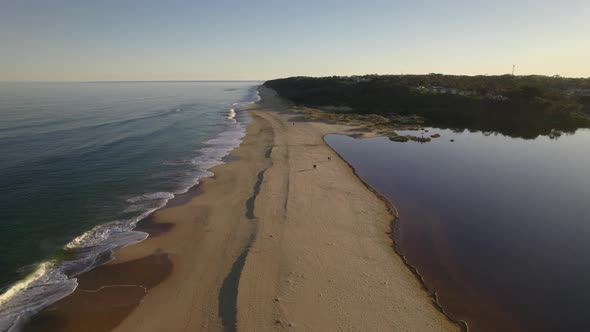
[26,87,459,332]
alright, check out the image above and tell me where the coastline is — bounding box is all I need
[323,136,469,331]
[24,86,459,331]
[1,85,256,332]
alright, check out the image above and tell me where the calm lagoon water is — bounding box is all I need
[326,128,590,332]
[0,81,259,330]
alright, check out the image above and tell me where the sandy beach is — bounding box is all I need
[26,87,460,332]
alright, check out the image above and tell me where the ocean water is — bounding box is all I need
[326,129,590,332]
[0,81,259,330]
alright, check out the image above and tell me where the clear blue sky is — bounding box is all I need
[1,0,588,80]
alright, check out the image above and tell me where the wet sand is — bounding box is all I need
[25,253,172,332]
[25,87,459,331]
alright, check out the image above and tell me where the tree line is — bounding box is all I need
[264,75,590,139]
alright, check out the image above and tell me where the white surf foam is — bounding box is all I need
[227,108,236,120]
[0,224,149,331]
[0,262,77,332]
[0,86,258,332]
[126,192,175,204]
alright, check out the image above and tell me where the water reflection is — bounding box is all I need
[326,128,590,332]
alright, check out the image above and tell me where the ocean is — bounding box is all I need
[326,129,590,332]
[0,81,260,330]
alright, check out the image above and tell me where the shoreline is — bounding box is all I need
[24,86,460,331]
[1,90,254,332]
[23,107,267,332]
[323,135,469,332]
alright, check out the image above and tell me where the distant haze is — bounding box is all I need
[1,0,589,81]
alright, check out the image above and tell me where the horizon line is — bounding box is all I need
[0,79,267,83]
[2,73,589,83]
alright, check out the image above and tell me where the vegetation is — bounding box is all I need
[264,74,590,139]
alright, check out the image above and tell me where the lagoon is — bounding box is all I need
[326,128,590,332]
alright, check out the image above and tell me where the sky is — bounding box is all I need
[1,0,589,81]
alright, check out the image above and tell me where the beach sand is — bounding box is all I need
[26,87,459,331]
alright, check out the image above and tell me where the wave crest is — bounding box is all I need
[0,85,257,330]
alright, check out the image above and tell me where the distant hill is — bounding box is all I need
[264,75,590,139]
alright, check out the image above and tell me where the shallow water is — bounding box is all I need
[326,129,590,332]
[0,81,259,330]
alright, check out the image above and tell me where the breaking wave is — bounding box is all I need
[0,86,260,331]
